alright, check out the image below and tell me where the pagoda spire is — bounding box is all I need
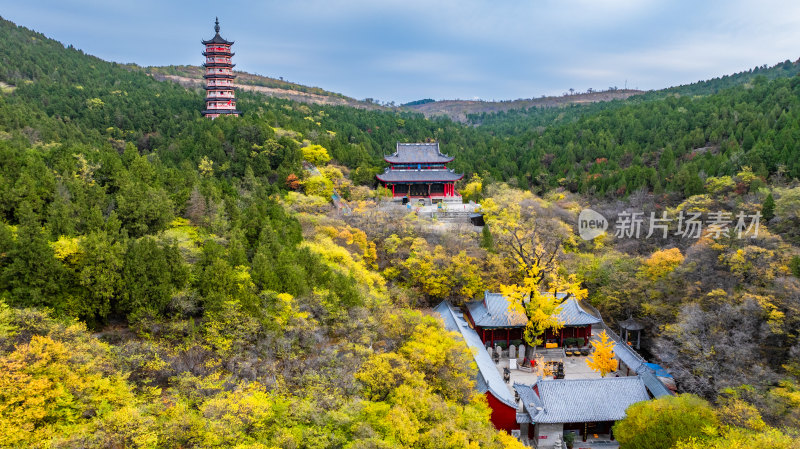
[201,18,240,119]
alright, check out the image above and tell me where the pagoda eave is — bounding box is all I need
[202,109,241,115]
[203,51,235,57]
[384,156,455,164]
[204,86,237,90]
[201,38,234,46]
[204,74,237,79]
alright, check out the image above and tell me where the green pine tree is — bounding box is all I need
[762,192,775,221]
[480,224,494,252]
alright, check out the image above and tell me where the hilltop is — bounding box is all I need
[144,58,800,125]
[140,64,386,110]
[401,89,642,122]
[144,64,640,121]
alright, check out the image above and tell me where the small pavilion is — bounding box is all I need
[619,316,645,350]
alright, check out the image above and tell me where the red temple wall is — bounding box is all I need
[485,392,519,433]
[470,325,593,346]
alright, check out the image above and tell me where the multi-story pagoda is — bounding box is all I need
[376,142,463,201]
[202,18,240,118]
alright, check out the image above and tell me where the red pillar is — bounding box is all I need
[391,184,395,196]
[507,329,510,344]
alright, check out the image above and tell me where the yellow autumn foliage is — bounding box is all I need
[0,331,137,447]
[300,144,331,165]
[302,236,386,298]
[50,235,82,262]
[640,248,684,280]
[586,330,617,377]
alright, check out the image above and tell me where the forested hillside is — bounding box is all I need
[469,67,800,196]
[661,58,800,96]
[0,17,524,447]
[6,11,796,203]
[1,15,800,449]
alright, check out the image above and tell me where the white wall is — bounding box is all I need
[533,423,564,449]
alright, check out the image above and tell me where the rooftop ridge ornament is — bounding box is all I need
[214,17,220,33]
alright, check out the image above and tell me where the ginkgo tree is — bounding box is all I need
[587,330,617,377]
[502,267,588,353]
[484,187,586,353]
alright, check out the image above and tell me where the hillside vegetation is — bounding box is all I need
[401,89,642,122]
[1,15,800,449]
[469,70,800,196]
[0,17,523,448]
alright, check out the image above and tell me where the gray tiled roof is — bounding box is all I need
[435,300,460,331]
[466,292,528,328]
[614,341,645,372]
[555,298,602,326]
[376,168,463,183]
[516,377,649,424]
[619,317,645,331]
[607,330,673,398]
[468,293,600,328]
[514,382,543,412]
[475,372,489,394]
[516,412,532,424]
[433,301,517,407]
[636,366,673,398]
[385,142,454,163]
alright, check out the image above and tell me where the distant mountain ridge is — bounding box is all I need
[145,58,800,123]
[659,58,800,96]
[142,54,800,124]
[145,63,644,122]
[140,64,386,110]
[400,90,643,122]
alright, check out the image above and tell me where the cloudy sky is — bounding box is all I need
[1,0,799,103]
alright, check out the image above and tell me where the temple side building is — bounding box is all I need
[376,142,463,201]
[202,18,240,118]
[514,378,650,448]
[434,301,519,432]
[464,291,601,348]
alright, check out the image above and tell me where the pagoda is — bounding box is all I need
[376,142,463,201]
[202,18,240,118]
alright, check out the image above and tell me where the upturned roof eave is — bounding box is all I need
[384,156,455,164]
[375,173,464,182]
[202,34,234,45]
